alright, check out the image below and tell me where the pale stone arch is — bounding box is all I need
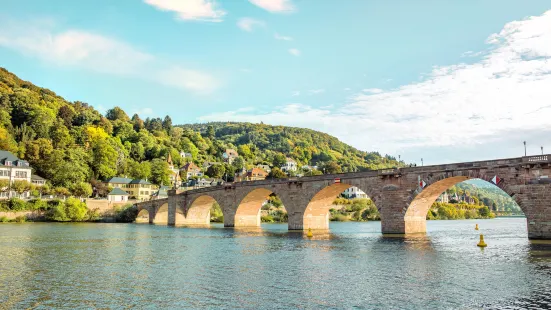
[404,172,525,234]
[179,195,219,226]
[136,209,150,223]
[298,182,380,230]
[153,203,169,224]
[234,187,290,227]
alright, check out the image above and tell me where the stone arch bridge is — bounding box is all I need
[135,155,551,239]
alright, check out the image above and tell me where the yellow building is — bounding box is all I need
[104,177,158,201]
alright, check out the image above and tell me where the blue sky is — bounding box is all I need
[1,0,551,165]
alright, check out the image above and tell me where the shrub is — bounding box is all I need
[45,198,89,222]
[115,204,138,223]
[87,208,101,222]
[0,216,9,223]
[65,198,88,221]
[261,215,274,223]
[27,199,48,211]
[7,198,27,211]
[14,215,26,223]
[330,213,349,222]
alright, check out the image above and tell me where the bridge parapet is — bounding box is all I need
[523,155,550,163]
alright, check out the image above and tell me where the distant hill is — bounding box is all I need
[179,122,401,171]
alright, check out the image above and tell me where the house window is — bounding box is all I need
[15,171,27,178]
[5,161,11,166]
[0,170,8,177]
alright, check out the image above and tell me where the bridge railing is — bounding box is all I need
[523,155,550,163]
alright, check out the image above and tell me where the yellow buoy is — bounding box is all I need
[306,228,313,238]
[477,234,487,247]
[475,224,479,230]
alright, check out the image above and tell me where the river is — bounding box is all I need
[1,218,550,309]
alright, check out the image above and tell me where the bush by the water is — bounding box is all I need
[261,209,288,223]
[331,198,380,221]
[45,198,89,222]
[427,202,495,220]
[114,204,139,222]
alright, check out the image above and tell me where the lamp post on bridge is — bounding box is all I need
[421,158,424,166]
[541,146,544,155]
[523,141,527,156]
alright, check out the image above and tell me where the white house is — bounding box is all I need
[342,186,368,199]
[179,151,192,159]
[0,150,32,199]
[281,158,298,172]
[107,188,129,202]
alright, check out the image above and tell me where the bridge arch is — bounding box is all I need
[234,188,288,227]
[298,182,380,230]
[136,208,150,223]
[153,203,169,224]
[404,173,525,234]
[178,195,219,226]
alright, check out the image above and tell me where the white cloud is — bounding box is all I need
[144,0,226,22]
[199,10,551,162]
[291,90,300,96]
[157,66,219,94]
[237,18,265,32]
[248,0,295,13]
[308,89,325,95]
[288,48,301,56]
[362,88,383,94]
[0,19,219,94]
[275,33,293,41]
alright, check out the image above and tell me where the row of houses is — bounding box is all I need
[436,192,476,204]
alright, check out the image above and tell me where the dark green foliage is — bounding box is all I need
[114,205,138,223]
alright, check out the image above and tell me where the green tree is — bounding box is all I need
[150,158,170,185]
[70,182,93,198]
[162,115,172,133]
[267,167,287,179]
[322,161,342,174]
[128,160,151,180]
[238,144,253,159]
[0,127,18,153]
[90,139,118,180]
[206,164,225,179]
[12,180,31,198]
[0,179,10,197]
[272,153,286,168]
[105,106,130,122]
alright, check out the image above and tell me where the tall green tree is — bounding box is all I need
[150,159,170,185]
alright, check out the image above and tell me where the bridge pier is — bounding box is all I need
[515,184,551,239]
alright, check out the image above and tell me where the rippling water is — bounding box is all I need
[1,219,550,309]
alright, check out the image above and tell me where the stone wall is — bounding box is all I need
[0,211,44,220]
[86,199,139,216]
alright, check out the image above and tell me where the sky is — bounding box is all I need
[1,0,551,165]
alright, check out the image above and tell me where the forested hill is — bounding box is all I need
[179,122,400,171]
[0,67,401,189]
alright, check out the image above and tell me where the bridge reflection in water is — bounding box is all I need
[135,154,551,240]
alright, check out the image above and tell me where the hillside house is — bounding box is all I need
[181,162,202,180]
[281,158,298,172]
[0,150,32,199]
[222,149,239,164]
[108,188,129,202]
[104,177,156,201]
